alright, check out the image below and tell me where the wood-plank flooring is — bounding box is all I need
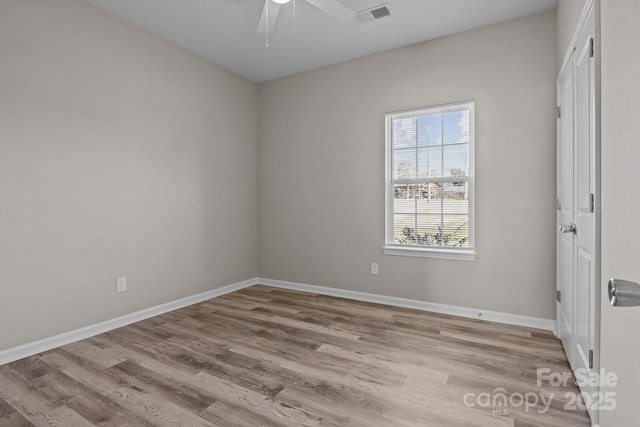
[0,285,591,426]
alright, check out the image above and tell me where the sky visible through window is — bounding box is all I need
[392,109,470,179]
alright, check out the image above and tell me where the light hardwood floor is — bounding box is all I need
[0,285,591,426]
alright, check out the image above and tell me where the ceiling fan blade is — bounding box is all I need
[257,1,281,33]
[304,0,356,24]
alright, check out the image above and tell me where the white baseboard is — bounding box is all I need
[258,277,555,331]
[1,276,555,366]
[0,278,258,366]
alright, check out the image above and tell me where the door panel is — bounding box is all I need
[576,247,591,368]
[557,54,575,368]
[559,236,574,364]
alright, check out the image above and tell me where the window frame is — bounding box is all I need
[383,100,476,261]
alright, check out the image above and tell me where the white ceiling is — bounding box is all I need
[84,0,558,82]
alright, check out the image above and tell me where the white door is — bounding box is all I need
[573,8,599,423]
[557,54,575,369]
[557,3,600,424]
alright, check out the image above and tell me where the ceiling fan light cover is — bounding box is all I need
[272,0,291,4]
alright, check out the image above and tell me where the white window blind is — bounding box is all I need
[384,101,475,260]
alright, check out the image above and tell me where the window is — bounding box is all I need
[384,101,475,261]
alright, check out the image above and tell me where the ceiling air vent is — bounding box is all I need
[355,4,390,24]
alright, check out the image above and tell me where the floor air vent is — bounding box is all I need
[356,4,391,23]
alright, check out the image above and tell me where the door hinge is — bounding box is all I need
[557,106,561,118]
[589,38,595,58]
[589,349,594,369]
[556,290,562,303]
[557,197,561,211]
[590,193,595,213]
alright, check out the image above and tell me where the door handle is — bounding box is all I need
[608,279,640,307]
[559,223,577,234]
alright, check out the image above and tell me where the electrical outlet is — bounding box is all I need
[116,277,127,293]
[370,262,379,276]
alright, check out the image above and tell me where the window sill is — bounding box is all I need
[382,245,477,261]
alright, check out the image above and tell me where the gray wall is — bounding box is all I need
[0,0,258,350]
[1,2,561,352]
[258,12,558,319]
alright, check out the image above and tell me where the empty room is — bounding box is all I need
[1,0,638,425]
